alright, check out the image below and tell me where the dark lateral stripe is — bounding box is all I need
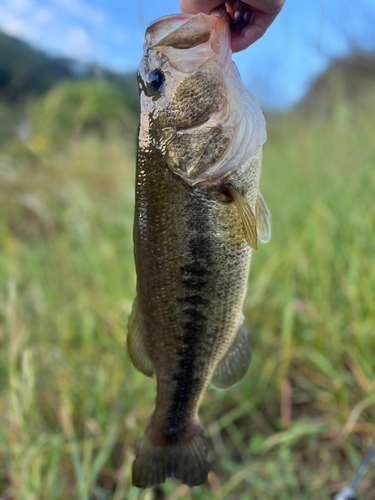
[181,263,212,276]
[164,196,213,438]
[166,318,202,439]
[188,235,213,261]
[183,308,207,322]
[182,277,207,290]
[177,295,210,306]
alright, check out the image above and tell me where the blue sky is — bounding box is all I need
[1,0,375,109]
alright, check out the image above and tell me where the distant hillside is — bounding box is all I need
[0,31,138,112]
[300,52,375,114]
[2,29,375,120]
[0,31,78,101]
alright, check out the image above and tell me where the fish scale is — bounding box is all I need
[133,146,251,469]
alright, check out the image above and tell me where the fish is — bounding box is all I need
[127,6,271,489]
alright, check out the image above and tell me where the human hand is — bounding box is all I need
[180,0,285,52]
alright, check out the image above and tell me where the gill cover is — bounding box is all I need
[138,9,267,184]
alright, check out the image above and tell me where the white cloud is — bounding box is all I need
[32,7,54,24]
[0,0,107,61]
[63,26,94,62]
[0,3,58,44]
[5,0,35,14]
[0,0,135,71]
[0,12,36,40]
[51,0,109,26]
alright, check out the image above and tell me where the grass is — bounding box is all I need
[0,88,375,499]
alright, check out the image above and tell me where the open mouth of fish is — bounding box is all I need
[138,7,267,184]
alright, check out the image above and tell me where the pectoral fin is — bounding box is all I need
[256,191,271,243]
[211,318,251,389]
[227,183,257,249]
[127,298,155,378]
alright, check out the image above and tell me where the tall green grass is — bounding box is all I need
[0,85,374,499]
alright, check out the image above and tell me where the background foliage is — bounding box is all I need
[0,31,374,500]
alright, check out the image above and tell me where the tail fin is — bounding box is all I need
[132,425,208,488]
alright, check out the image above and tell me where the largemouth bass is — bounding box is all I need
[128,7,271,489]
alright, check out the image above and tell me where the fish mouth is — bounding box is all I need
[145,7,227,52]
[141,9,267,184]
[143,8,231,75]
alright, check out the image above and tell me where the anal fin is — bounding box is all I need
[211,318,251,389]
[127,298,155,378]
[256,190,271,243]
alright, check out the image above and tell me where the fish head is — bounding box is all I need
[138,8,266,183]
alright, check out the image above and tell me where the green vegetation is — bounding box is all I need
[0,31,138,109]
[1,55,375,499]
[0,32,139,152]
[27,79,137,141]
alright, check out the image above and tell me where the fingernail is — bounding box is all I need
[234,10,242,23]
[244,11,251,23]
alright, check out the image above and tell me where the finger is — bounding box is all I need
[228,0,284,20]
[240,0,284,12]
[226,0,250,24]
[231,10,279,52]
[180,0,224,15]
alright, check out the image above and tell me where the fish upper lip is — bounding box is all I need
[210,5,227,19]
[144,10,228,55]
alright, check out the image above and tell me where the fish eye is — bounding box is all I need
[147,69,164,91]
